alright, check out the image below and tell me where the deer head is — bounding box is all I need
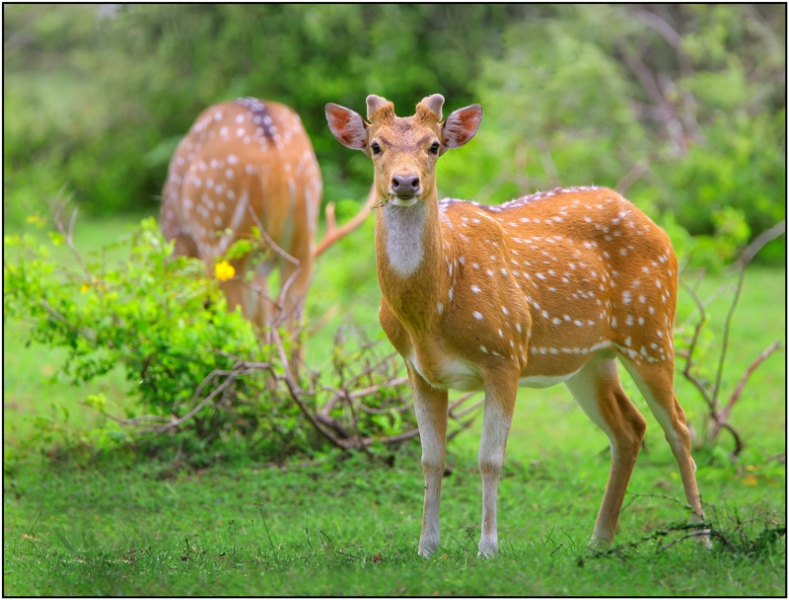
[326,94,482,207]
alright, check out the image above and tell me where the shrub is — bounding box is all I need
[3,213,480,464]
[4,216,290,453]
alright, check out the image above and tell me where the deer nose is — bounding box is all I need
[391,173,420,196]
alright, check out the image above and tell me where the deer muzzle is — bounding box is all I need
[389,172,422,205]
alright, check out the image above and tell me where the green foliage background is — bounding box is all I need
[3,9,786,592]
[3,4,786,263]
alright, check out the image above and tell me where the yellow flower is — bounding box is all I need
[215,261,236,281]
[741,475,758,486]
[26,214,46,229]
[80,278,105,293]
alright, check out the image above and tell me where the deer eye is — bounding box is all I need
[370,141,382,155]
[429,141,440,155]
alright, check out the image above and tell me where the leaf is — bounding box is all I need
[48,231,65,246]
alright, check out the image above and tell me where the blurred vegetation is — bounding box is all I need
[3,4,786,264]
[3,216,428,462]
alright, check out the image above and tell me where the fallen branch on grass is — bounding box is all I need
[583,521,714,563]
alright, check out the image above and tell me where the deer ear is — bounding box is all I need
[441,104,482,150]
[326,103,368,150]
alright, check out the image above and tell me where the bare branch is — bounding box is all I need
[657,530,713,553]
[49,195,92,281]
[451,398,485,420]
[734,219,786,269]
[709,340,784,443]
[106,414,170,428]
[449,392,480,412]
[313,184,378,259]
[621,492,698,515]
[713,266,746,403]
[156,365,256,434]
[615,159,651,195]
[633,8,682,49]
[588,521,714,560]
[243,203,304,328]
[677,279,715,410]
[709,219,786,399]
[726,340,784,411]
[364,428,421,446]
[235,277,280,308]
[320,375,412,416]
[39,298,97,343]
[271,328,351,450]
[245,204,300,268]
[343,385,375,457]
[677,221,785,454]
[718,422,745,456]
[616,38,687,155]
[447,416,480,442]
[314,410,353,440]
[349,376,410,400]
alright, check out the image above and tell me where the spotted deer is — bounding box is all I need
[162,98,374,359]
[326,94,708,558]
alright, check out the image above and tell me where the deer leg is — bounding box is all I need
[565,355,647,547]
[172,232,200,258]
[477,375,518,558]
[277,254,311,373]
[619,358,710,546]
[409,368,448,558]
[243,254,276,340]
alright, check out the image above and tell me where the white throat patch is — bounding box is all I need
[383,201,426,277]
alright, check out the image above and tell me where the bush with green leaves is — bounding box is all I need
[3,215,480,463]
[3,217,301,455]
[436,4,785,267]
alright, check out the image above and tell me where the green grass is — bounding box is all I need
[3,454,785,596]
[3,214,786,595]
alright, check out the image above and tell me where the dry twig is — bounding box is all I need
[677,220,785,453]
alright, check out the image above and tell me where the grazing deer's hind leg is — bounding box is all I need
[276,254,311,374]
[410,368,449,558]
[619,358,710,545]
[565,355,647,547]
[277,251,310,331]
[172,232,200,259]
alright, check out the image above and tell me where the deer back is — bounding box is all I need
[161,98,323,266]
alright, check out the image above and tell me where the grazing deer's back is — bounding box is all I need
[161,99,322,261]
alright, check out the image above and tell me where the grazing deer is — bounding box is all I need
[326,94,707,558]
[161,98,373,360]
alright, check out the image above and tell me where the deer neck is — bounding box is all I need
[375,194,448,330]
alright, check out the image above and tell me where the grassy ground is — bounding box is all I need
[3,455,785,596]
[3,214,786,596]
